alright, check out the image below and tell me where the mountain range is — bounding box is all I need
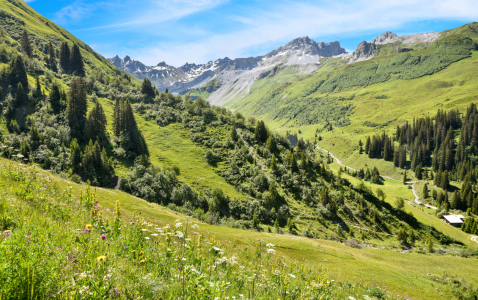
[109,31,441,101]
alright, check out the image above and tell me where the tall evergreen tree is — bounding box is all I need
[230,125,237,142]
[67,77,87,138]
[85,100,107,142]
[441,170,449,190]
[113,98,147,156]
[70,138,82,172]
[49,83,62,114]
[141,79,155,97]
[254,120,268,142]
[9,55,28,90]
[33,76,42,99]
[423,183,429,199]
[20,30,32,57]
[59,42,70,72]
[70,44,84,74]
[48,41,58,72]
[270,154,277,173]
[15,82,26,106]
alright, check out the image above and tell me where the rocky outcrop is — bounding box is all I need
[351,41,377,63]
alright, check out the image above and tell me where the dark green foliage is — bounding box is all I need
[85,100,107,142]
[113,98,147,157]
[48,41,58,72]
[20,30,32,57]
[141,79,155,97]
[33,76,42,99]
[70,44,84,74]
[15,82,26,106]
[82,140,114,186]
[230,125,237,142]
[69,138,82,172]
[67,77,87,139]
[254,120,268,142]
[397,228,408,245]
[461,217,478,234]
[49,83,61,114]
[423,184,429,199]
[9,55,28,90]
[59,42,70,72]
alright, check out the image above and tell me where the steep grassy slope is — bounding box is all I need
[1,158,478,299]
[179,78,222,100]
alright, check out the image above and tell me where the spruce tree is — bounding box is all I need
[364,136,370,154]
[230,125,237,142]
[266,135,276,153]
[20,30,32,57]
[59,42,70,72]
[33,76,42,99]
[141,79,155,97]
[15,82,26,106]
[270,154,277,173]
[113,98,147,156]
[48,41,58,72]
[423,184,429,199]
[85,100,107,142]
[441,170,449,190]
[49,83,61,114]
[70,44,84,74]
[254,120,268,142]
[70,138,82,172]
[67,76,87,138]
[9,55,28,90]
[403,170,407,185]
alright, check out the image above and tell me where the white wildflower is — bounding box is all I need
[212,246,221,252]
[151,234,159,237]
[266,243,275,248]
[288,274,296,278]
[267,248,276,254]
[175,222,182,228]
[141,229,147,232]
[145,237,150,240]
[176,231,184,238]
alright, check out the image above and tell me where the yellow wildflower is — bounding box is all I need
[96,256,106,263]
[139,259,145,264]
[85,224,93,230]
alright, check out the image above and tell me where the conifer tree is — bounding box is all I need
[70,44,84,74]
[423,183,429,199]
[270,154,277,173]
[59,42,70,72]
[48,41,58,72]
[113,98,147,156]
[364,136,370,154]
[403,170,407,185]
[20,30,32,57]
[49,83,62,114]
[141,79,155,97]
[399,145,407,168]
[33,76,42,99]
[254,120,268,142]
[85,100,107,142]
[9,55,28,90]
[441,170,449,190]
[230,125,237,142]
[70,138,82,172]
[358,139,363,154]
[266,135,276,153]
[15,82,26,106]
[67,76,87,138]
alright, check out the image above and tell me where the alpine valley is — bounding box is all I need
[0,0,478,299]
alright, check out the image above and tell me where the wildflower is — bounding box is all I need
[96,256,106,263]
[85,224,92,230]
[145,237,150,240]
[267,248,276,254]
[101,234,106,240]
[151,234,159,237]
[141,229,147,232]
[176,231,184,238]
[175,222,182,228]
[266,243,275,248]
[140,259,145,264]
[288,274,296,278]
[84,228,89,233]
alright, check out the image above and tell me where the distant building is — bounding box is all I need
[441,215,465,227]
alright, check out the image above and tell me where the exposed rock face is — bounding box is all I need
[349,31,441,63]
[351,41,377,63]
[108,37,347,94]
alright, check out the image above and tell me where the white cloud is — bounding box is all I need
[127,0,478,66]
[54,1,99,24]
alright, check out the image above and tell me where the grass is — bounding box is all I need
[1,158,478,299]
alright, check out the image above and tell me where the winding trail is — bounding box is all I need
[472,236,478,244]
[316,145,422,204]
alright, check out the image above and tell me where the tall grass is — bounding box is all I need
[0,162,401,299]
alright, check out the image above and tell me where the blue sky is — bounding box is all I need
[25,0,478,67]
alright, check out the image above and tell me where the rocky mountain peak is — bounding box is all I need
[124,55,132,62]
[372,31,399,44]
[156,61,167,67]
[351,41,377,62]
